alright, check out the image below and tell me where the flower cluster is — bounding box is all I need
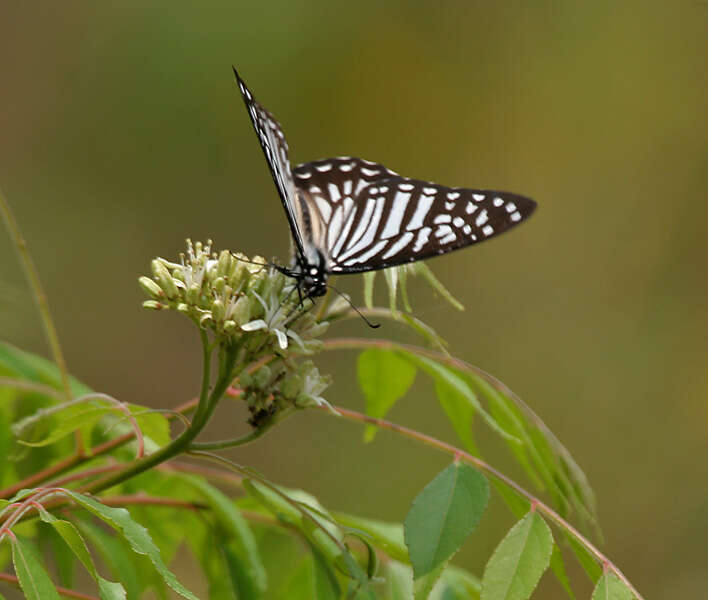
[139,240,344,355]
[238,360,333,427]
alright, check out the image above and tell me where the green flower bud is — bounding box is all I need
[231,295,251,325]
[223,319,237,333]
[306,322,329,338]
[217,250,232,278]
[142,300,165,310]
[282,374,303,399]
[186,283,201,305]
[254,365,272,388]
[199,312,213,327]
[138,276,165,300]
[213,277,226,295]
[239,371,253,388]
[212,298,225,322]
[151,259,179,299]
[176,303,191,314]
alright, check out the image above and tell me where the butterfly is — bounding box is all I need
[233,67,536,302]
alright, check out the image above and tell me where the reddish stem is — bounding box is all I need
[0,572,99,600]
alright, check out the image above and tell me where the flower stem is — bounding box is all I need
[0,187,73,407]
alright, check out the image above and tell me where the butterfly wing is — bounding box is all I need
[233,68,307,257]
[293,158,536,274]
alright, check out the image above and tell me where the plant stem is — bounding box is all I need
[323,404,644,600]
[82,341,238,494]
[0,187,73,407]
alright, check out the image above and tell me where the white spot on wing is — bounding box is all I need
[381,191,411,239]
[447,191,460,200]
[413,227,432,252]
[440,232,457,245]
[313,197,332,222]
[382,231,415,259]
[493,197,504,207]
[453,217,465,228]
[340,162,355,172]
[475,209,489,227]
[343,180,353,195]
[399,183,414,191]
[506,202,517,213]
[406,194,434,230]
[309,186,321,194]
[482,224,494,236]
[434,214,452,224]
[465,201,477,214]
[315,163,333,172]
[361,167,380,176]
[423,187,437,194]
[327,183,341,203]
[345,240,388,265]
[510,211,521,222]
[473,193,485,202]
[435,224,453,238]
[462,224,472,235]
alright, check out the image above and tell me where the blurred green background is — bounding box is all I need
[1,1,707,598]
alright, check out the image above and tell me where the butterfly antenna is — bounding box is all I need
[325,283,380,329]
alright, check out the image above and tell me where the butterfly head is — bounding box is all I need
[300,264,328,298]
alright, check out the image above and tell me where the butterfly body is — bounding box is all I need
[234,68,537,301]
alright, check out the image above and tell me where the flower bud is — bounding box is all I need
[212,299,225,322]
[138,276,165,300]
[151,259,179,299]
[186,283,201,305]
[213,277,226,295]
[142,300,165,310]
[254,365,272,388]
[217,250,232,278]
[231,295,251,325]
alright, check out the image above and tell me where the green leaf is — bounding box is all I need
[357,349,416,442]
[550,543,575,599]
[439,565,482,599]
[363,272,376,308]
[17,407,111,447]
[565,532,602,583]
[386,561,414,600]
[480,511,553,600]
[591,572,633,600]
[35,505,126,599]
[11,537,61,600]
[62,490,198,600]
[405,462,489,578]
[75,519,144,600]
[333,512,408,562]
[185,477,266,592]
[402,354,517,443]
[414,561,447,600]
[434,378,479,455]
[490,479,531,519]
[308,541,342,599]
[0,341,91,397]
[409,262,464,311]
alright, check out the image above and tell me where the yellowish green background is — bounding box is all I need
[1,2,707,598]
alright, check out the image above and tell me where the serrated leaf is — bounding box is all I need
[76,519,144,600]
[35,505,126,600]
[550,543,575,599]
[481,511,553,600]
[11,537,61,600]
[591,572,633,600]
[62,490,198,600]
[357,349,416,442]
[415,561,447,600]
[405,462,489,578]
[185,477,266,593]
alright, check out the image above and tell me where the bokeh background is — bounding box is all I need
[1,2,707,598]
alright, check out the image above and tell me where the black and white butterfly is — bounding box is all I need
[233,67,536,301]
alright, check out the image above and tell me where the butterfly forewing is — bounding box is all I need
[325,177,536,273]
[233,69,306,255]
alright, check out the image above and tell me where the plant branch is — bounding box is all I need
[322,404,643,600]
